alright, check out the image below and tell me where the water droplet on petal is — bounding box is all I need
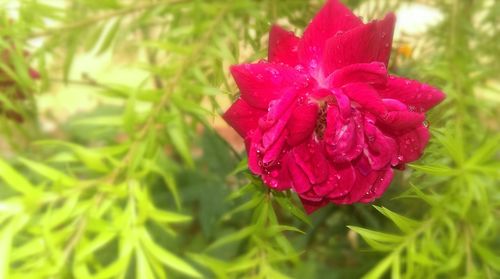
[297,96,305,104]
[310,59,318,69]
[270,180,278,188]
[295,65,305,72]
[423,120,429,128]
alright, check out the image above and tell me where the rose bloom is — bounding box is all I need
[223,0,445,213]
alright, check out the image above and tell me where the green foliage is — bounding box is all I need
[0,0,498,278]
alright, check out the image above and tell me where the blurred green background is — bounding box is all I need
[0,0,499,278]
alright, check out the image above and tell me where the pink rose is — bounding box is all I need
[223,0,445,213]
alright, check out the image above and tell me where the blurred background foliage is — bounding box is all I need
[0,0,498,278]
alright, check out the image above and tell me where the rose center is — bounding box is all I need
[314,102,328,139]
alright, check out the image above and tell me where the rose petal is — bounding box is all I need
[327,62,387,88]
[382,98,407,111]
[363,120,397,170]
[332,88,351,118]
[378,76,446,112]
[379,110,426,132]
[342,83,387,116]
[262,128,288,163]
[230,62,304,109]
[300,197,329,214]
[324,106,364,163]
[396,125,430,163]
[322,13,396,75]
[246,131,262,174]
[331,157,378,203]
[312,162,355,198]
[359,168,394,203]
[261,89,298,149]
[223,98,266,137]
[289,157,313,194]
[262,155,292,191]
[287,101,319,146]
[292,141,329,184]
[268,25,301,66]
[299,0,363,73]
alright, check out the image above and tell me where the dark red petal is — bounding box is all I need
[342,83,387,116]
[378,76,446,112]
[382,98,407,111]
[292,141,329,185]
[359,168,394,203]
[364,120,398,170]
[396,126,430,163]
[230,63,304,109]
[327,62,387,88]
[268,25,301,66]
[331,157,376,203]
[287,101,319,146]
[222,98,266,138]
[262,129,287,164]
[261,156,292,191]
[289,157,313,194]
[260,89,298,150]
[299,0,363,72]
[246,131,263,174]
[300,197,329,214]
[322,13,396,75]
[379,110,426,131]
[324,106,364,163]
[322,163,356,199]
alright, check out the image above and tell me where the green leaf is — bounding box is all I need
[135,247,156,279]
[94,256,131,279]
[98,19,121,54]
[76,232,117,262]
[373,206,420,234]
[149,209,192,224]
[223,195,262,218]
[188,253,229,279]
[206,226,255,251]
[0,216,29,278]
[362,253,395,279]
[348,226,403,251]
[467,135,500,166]
[0,158,38,195]
[140,229,202,278]
[18,157,77,187]
[0,221,14,278]
[229,157,249,176]
[273,191,311,226]
[71,115,123,127]
[35,141,109,172]
[473,243,500,271]
[167,112,194,168]
[408,164,456,176]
